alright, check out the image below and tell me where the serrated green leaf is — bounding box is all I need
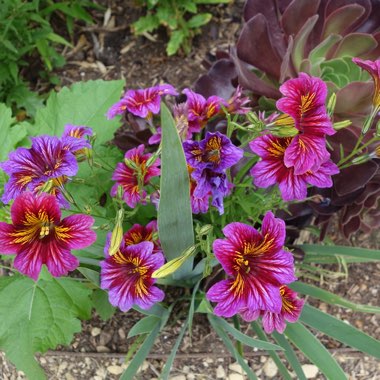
[92,289,116,321]
[0,275,92,379]
[33,79,124,145]
[133,14,160,34]
[166,30,186,56]
[290,281,380,313]
[0,103,28,161]
[187,13,212,29]
[300,304,380,358]
[128,315,160,338]
[285,322,346,380]
[158,103,194,278]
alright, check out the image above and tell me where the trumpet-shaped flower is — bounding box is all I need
[100,241,165,312]
[61,124,92,154]
[123,221,161,254]
[0,192,96,280]
[206,212,296,318]
[183,132,243,173]
[111,144,160,208]
[261,285,304,334]
[107,84,178,119]
[1,135,79,205]
[352,58,380,109]
[250,135,339,201]
[276,73,335,174]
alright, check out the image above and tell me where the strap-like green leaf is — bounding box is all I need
[285,322,346,380]
[158,102,194,279]
[300,304,380,359]
[127,315,160,338]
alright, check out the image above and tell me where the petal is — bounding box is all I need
[278,170,308,201]
[222,222,261,249]
[304,160,339,188]
[0,223,18,254]
[135,285,165,310]
[261,211,286,252]
[13,241,44,281]
[262,311,286,334]
[250,159,282,188]
[212,238,240,276]
[44,240,79,278]
[239,308,261,322]
[57,214,96,249]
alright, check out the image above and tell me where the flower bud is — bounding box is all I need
[333,120,352,130]
[327,93,336,117]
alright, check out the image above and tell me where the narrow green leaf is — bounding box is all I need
[158,103,194,278]
[120,322,161,380]
[77,267,100,286]
[290,282,380,313]
[212,316,283,351]
[188,281,201,337]
[251,322,293,380]
[272,332,307,380]
[285,322,346,380]
[300,304,380,358]
[209,316,258,380]
[46,32,72,47]
[128,315,160,338]
[300,244,380,261]
[187,13,212,29]
[167,30,186,56]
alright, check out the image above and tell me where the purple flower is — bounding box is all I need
[61,124,92,154]
[188,165,211,214]
[276,73,335,174]
[148,127,162,145]
[100,241,165,312]
[206,212,296,318]
[107,84,178,119]
[1,135,79,205]
[111,144,160,208]
[226,86,250,114]
[0,192,96,280]
[250,135,339,201]
[183,132,243,173]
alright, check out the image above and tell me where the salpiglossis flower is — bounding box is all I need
[61,124,93,157]
[206,212,296,319]
[1,135,80,205]
[111,144,160,208]
[0,192,96,280]
[249,134,339,201]
[123,221,161,254]
[107,84,178,119]
[276,73,335,175]
[100,241,165,312]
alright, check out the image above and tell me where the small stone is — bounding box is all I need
[182,366,190,373]
[263,358,278,378]
[118,328,126,339]
[58,362,68,373]
[65,374,75,380]
[93,376,102,380]
[40,358,47,365]
[91,327,101,337]
[229,362,244,374]
[216,365,226,378]
[228,374,244,380]
[187,374,195,380]
[169,376,186,380]
[107,365,123,375]
[302,364,319,379]
[138,360,149,373]
[96,345,110,353]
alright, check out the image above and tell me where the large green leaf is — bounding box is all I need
[0,274,93,379]
[158,102,194,278]
[33,79,124,144]
[0,103,28,161]
[300,304,380,358]
[285,322,346,380]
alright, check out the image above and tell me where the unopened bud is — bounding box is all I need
[124,158,139,170]
[333,120,352,130]
[327,93,336,117]
[270,125,298,137]
[116,185,124,201]
[352,154,370,165]
[38,179,53,194]
[376,120,380,137]
[198,224,213,236]
[109,209,125,256]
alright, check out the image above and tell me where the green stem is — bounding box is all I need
[338,136,379,167]
[233,315,244,356]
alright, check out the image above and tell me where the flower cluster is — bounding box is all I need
[100,221,165,312]
[111,144,160,208]
[250,73,339,201]
[206,212,303,334]
[1,125,92,208]
[0,192,96,280]
[183,132,243,214]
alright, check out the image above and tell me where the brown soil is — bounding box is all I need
[2,1,380,379]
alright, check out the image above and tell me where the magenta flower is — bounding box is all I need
[206,212,296,318]
[100,241,165,312]
[183,89,226,132]
[226,86,250,114]
[0,192,96,280]
[123,221,161,254]
[183,132,243,173]
[61,124,92,154]
[111,144,160,208]
[1,135,79,205]
[352,58,380,109]
[250,135,339,201]
[276,73,334,174]
[107,84,178,119]
[261,285,304,334]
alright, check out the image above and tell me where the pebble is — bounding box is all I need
[169,375,186,380]
[302,364,319,378]
[107,365,123,375]
[229,362,244,374]
[91,327,101,337]
[187,374,195,380]
[228,373,245,380]
[65,374,75,380]
[118,328,126,339]
[216,365,226,378]
[96,345,110,353]
[263,358,278,378]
